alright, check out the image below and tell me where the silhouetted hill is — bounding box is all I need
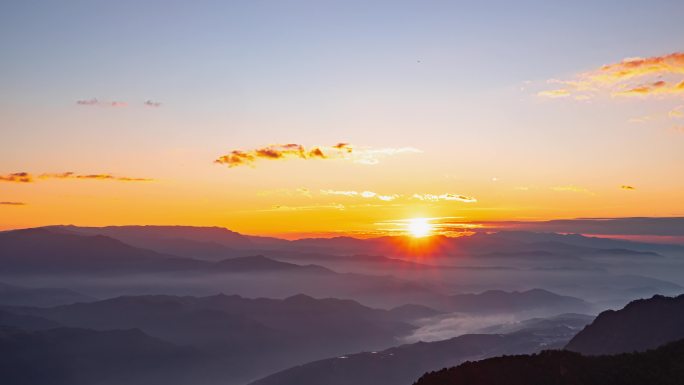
[413,338,684,385]
[446,289,592,314]
[565,294,684,355]
[0,228,339,276]
[51,224,256,247]
[0,282,95,307]
[26,226,674,264]
[0,228,201,274]
[0,326,197,385]
[250,314,591,385]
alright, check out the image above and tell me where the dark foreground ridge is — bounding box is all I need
[414,337,684,385]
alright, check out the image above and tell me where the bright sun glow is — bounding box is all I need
[407,218,432,238]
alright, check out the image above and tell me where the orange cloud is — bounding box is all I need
[621,185,636,190]
[539,52,684,100]
[216,144,324,167]
[1,172,152,183]
[592,53,684,82]
[39,172,153,182]
[0,201,26,206]
[613,80,684,97]
[215,143,420,168]
[0,172,32,183]
[333,143,353,153]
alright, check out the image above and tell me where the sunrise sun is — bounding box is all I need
[407,218,433,238]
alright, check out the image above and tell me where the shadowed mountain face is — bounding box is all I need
[249,314,593,385]
[0,326,199,385]
[2,293,416,383]
[412,338,684,385]
[565,294,684,355]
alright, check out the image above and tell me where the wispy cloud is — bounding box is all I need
[261,203,346,212]
[411,193,477,203]
[620,185,636,190]
[144,100,162,108]
[76,98,128,107]
[1,172,152,183]
[0,172,32,183]
[539,52,684,100]
[257,188,312,198]
[0,201,26,206]
[215,143,421,168]
[669,106,684,119]
[321,190,477,203]
[320,189,401,202]
[551,185,594,195]
[612,80,684,97]
[39,172,153,182]
[537,89,571,98]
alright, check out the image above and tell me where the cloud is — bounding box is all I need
[551,185,594,195]
[1,172,152,183]
[215,143,421,168]
[0,172,32,183]
[0,201,26,206]
[612,80,684,97]
[76,98,128,107]
[669,106,684,119]
[412,193,477,203]
[319,191,478,203]
[592,53,684,82]
[39,172,153,182]
[144,100,162,108]
[257,188,312,198]
[320,189,360,197]
[262,203,346,212]
[352,147,422,165]
[537,89,571,98]
[539,52,684,100]
[333,143,353,153]
[620,185,636,190]
[319,189,400,201]
[378,194,400,201]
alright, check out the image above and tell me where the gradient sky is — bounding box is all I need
[1,0,683,237]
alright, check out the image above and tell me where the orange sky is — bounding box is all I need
[1,3,683,237]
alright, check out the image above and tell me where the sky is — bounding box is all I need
[1,0,683,237]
